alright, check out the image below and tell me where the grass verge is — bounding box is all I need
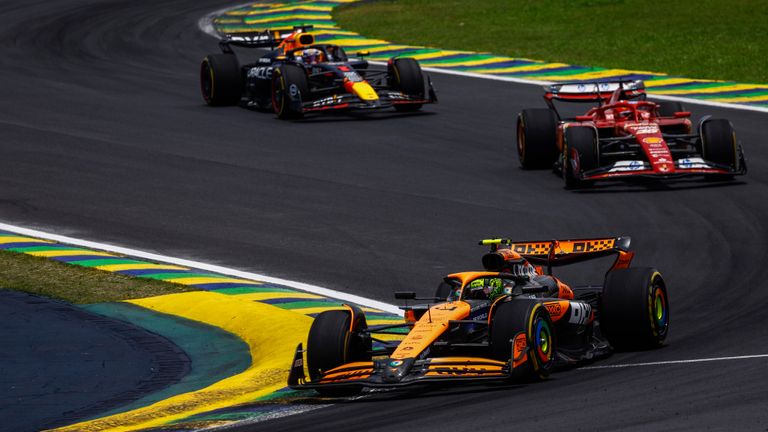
[0,250,194,304]
[335,0,768,84]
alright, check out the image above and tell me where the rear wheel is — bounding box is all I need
[490,300,556,381]
[563,126,598,189]
[271,64,309,120]
[701,119,739,174]
[388,57,425,112]
[200,54,242,106]
[601,267,669,351]
[306,309,370,396]
[516,109,558,169]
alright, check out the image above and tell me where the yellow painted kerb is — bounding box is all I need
[50,291,313,432]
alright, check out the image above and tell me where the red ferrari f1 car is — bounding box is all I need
[200,26,436,119]
[288,236,669,395]
[516,80,747,187]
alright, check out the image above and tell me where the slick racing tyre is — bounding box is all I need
[563,126,598,189]
[657,101,684,117]
[272,64,309,120]
[306,309,371,396]
[601,267,669,351]
[700,118,739,173]
[200,54,242,106]
[516,109,558,169]
[388,57,425,112]
[491,300,556,381]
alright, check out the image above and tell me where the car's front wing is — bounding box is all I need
[287,343,512,391]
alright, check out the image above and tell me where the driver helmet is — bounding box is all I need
[301,48,324,65]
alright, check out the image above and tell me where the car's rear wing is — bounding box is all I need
[545,79,645,102]
[479,236,634,274]
[218,25,314,53]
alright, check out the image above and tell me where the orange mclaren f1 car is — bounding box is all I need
[288,236,669,395]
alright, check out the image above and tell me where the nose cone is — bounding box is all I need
[382,358,414,383]
[349,81,379,101]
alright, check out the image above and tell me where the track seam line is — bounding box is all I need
[581,353,768,370]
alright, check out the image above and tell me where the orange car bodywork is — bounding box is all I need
[289,236,633,390]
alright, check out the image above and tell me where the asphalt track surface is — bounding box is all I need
[1,0,767,431]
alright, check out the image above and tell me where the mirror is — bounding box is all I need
[394,291,416,300]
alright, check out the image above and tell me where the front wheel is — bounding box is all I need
[601,267,669,351]
[490,300,556,381]
[272,64,309,120]
[516,109,558,169]
[563,126,598,189]
[700,118,739,173]
[306,309,370,396]
[388,57,425,112]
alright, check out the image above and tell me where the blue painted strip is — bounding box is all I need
[117,269,194,276]
[0,242,55,249]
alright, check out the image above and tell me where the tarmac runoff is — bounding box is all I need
[0,227,403,431]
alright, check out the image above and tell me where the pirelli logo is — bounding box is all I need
[511,239,616,256]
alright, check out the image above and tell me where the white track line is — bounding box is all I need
[0,222,403,315]
[581,353,768,370]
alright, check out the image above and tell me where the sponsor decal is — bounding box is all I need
[433,366,487,376]
[312,95,341,107]
[643,137,663,144]
[632,125,659,134]
[293,358,303,368]
[472,313,488,321]
[677,158,710,169]
[568,302,591,325]
[247,66,273,79]
[389,360,403,367]
[545,303,561,315]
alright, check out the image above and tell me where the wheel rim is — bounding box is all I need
[272,73,285,115]
[533,316,553,365]
[652,285,668,335]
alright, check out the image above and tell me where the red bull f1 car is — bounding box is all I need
[200,26,436,119]
[288,236,669,395]
[516,80,747,187]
